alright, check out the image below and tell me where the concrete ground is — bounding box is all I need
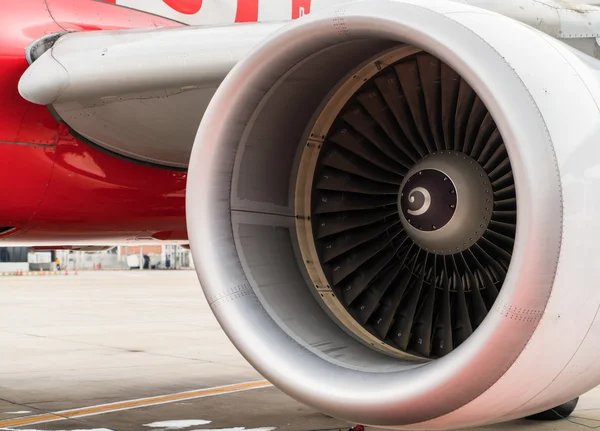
[0,271,599,431]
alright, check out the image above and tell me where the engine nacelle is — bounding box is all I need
[187,0,600,428]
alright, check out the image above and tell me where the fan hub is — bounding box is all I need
[399,169,457,232]
[399,151,493,255]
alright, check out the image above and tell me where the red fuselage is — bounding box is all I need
[0,0,188,244]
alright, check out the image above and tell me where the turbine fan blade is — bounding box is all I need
[310,51,516,359]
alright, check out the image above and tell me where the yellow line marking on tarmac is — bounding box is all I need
[0,380,272,429]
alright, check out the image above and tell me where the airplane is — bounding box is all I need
[4,0,600,428]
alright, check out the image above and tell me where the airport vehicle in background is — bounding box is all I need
[4,0,600,428]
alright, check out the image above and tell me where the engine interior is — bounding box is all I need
[231,42,515,366]
[297,47,516,360]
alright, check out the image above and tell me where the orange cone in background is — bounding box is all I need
[65,267,69,276]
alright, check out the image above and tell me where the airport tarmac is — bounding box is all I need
[2,270,600,431]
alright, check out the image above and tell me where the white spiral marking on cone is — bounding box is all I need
[407,187,431,216]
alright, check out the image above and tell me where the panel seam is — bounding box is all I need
[43,0,67,32]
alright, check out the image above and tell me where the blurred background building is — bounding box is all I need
[0,245,192,272]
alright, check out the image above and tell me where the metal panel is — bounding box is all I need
[19,22,284,168]
[56,87,217,168]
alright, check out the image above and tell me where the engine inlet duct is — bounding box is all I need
[299,50,516,359]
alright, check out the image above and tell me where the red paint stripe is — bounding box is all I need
[292,0,311,19]
[235,0,259,22]
[162,0,203,15]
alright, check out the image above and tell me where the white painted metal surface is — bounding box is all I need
[19,23,284,168]
[186,0,600,429]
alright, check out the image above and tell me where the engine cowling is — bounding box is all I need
[187,0,600,428]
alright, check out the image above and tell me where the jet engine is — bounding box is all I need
[187,0,600,428]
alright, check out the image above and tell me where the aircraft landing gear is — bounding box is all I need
[525,397,579,421]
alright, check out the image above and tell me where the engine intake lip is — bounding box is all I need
[187,0,563,426]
